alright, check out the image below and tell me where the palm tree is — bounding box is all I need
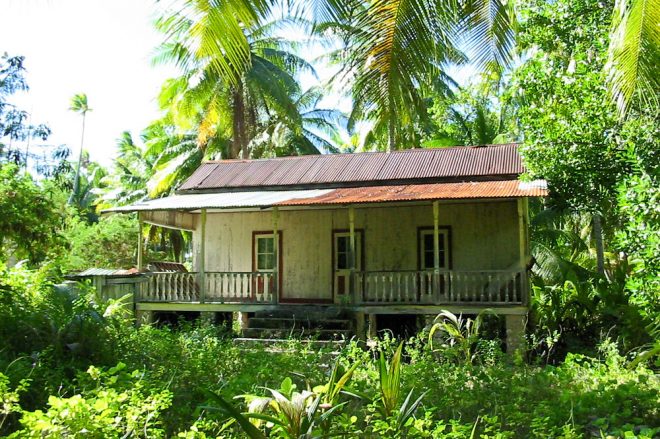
[97,131,157,209]
[68,93,91,204]
[425,80,517,147]
[250,86,345,156]
[317,0,517,151]
[605,0,660,117]
[154,6,313,160]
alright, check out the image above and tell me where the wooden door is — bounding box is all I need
[333,231,362,298]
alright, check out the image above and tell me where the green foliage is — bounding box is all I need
[62,214,146,272]
[0,54,52,167]
[0,372,28,432]
[605,0,660,116]
[0,165,67,264]
[429,310,492,365]
[378,341,403,417]
[14,363,172,438]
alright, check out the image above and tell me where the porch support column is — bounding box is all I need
[348,206,356,302]
[137,213,144,270]
[433,201,440,294]
[506,314,527,355]
[272,206,279,304]
[354,311,366,341]
[517,198,530,305]
[200,208,207,303]
[368,314,377,339]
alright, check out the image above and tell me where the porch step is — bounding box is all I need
[243,306,355,340]
[233,337,346,349]
[248,317,351,330]
[242,327,353,340]
[254,305,349,320]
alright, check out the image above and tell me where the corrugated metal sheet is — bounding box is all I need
[178,144,524,191]
[105,180,546,213]
[276,180,548,206]
[104,189,335,212]
[71,268,140,277]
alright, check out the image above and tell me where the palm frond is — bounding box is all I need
[605,0,660,116]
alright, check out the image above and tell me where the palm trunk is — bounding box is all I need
[387,108,395,152]
[593,213,605,276]
[231,83,247,159]
[68,113,86,205]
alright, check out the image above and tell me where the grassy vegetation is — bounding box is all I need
[1,266,658,438]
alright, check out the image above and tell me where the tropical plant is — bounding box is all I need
[429,310,492,364]
[605,0,660,117]
[68,93,91,205]
[317,0,516,151]
[205,374,349,438]
[154,7,317,159]
[378,341,404,417]
[250,86,344,157]
[98,131,156,209]
[426,77,517,147]
[0,164,67,264]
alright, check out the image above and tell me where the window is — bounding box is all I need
[336,235,349,269]
[419,229,450,270]
[255,235,276,272]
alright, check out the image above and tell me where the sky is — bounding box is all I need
[1,0,177,166]
[1,0,477,168]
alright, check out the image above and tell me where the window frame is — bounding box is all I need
[417,226,452,271]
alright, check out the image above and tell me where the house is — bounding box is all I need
[106,144,546,350]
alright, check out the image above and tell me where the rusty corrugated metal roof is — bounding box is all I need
[276,180,548,206]
[178,144,524,192]
[106,180,546,213]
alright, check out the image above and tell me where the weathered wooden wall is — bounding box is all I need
[190,200,521,302]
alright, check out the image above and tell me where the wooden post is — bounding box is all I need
[517,198,529,305]
[272,207,279,304]
[200,208,207,303]
[354,311,365,341]
[433,201,440,295]
[348,206,356,302]
[137,214,144,270]
[506,314,527,354]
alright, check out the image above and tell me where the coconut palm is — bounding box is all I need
[68,93,91,204]
[605,0,660,117]
[154,6,314,160]
[250,86,345,156]
[97,131,157,209]
[316,0,517,151]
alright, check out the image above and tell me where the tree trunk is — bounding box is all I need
[68,113,86,205]
[231,83,247,159]
[593,213,605,276]
[387,110,395,153]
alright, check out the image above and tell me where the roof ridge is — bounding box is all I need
[201,143,519,164]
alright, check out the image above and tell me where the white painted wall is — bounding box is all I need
[191,200,522,301]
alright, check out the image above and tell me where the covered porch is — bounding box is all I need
[137,268,526,307]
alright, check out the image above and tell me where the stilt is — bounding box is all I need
[135,310,153,327]
[368,314,377,339]
[505,314,527,354]
[354,311,366,340]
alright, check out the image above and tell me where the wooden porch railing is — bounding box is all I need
[138,272,275,304]
[136,270,525,306]
[355,270,524,305]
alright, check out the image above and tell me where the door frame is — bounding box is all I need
[251,230,283,301]
[331,228,365,302]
